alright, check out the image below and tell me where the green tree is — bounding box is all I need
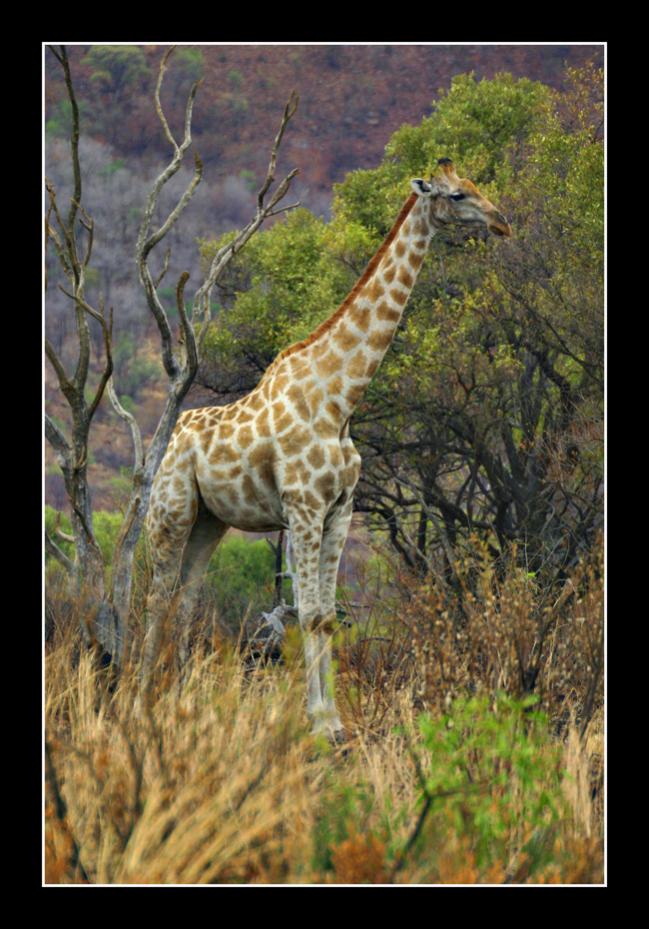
[197,64,604,591]
[82,45,150,100]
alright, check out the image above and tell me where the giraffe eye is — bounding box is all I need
[449,192,466,201]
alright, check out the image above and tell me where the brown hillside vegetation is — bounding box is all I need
[45,44,603,210]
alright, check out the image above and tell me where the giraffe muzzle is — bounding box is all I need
[488,211,512,237]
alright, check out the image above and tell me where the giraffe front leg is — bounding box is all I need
[317,497,355,742]
[285,503,331,736]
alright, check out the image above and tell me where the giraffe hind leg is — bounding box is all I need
[176,500,228,668]
[142,478,200,687]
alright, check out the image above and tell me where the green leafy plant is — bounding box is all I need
[400,693,566,877]
[204,535,276,630]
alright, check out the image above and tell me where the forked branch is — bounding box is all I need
[192,90,301,337]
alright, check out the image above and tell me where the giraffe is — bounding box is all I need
[142,158,511,740]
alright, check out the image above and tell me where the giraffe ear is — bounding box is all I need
[411,178,433,196]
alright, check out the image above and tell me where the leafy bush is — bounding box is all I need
[308,692,588,884]
[196,65,603,592]
[112,333,160,396]
[410,693,564,877]
[82,46,150,95]
[204,535,275,631]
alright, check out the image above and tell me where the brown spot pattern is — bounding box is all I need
[307,446,325,469]
[398,266,414,288]
[348,350,367,379]
[368,330,394,352]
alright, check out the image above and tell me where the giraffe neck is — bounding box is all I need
[298,193,437,424]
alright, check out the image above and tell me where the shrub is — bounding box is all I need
[409,693,564,878]
[204,535,276,632]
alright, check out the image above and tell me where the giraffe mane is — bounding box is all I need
[259,192,419,381]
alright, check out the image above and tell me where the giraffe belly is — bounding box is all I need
[195,468,287,533]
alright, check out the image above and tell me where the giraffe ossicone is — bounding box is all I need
[143,159,511,740]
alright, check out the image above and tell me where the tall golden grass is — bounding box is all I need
[45,541,604,885]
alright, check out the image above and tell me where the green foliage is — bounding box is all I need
[46,99,88,138]
[205,535,275,628]
[45,507,123,565]
[199,209,354,384]
[309,693,570,881]
[92,511,123,564]
[173,47,204,82]
[387,72,552,184]
[413,693,564,871]
[82,46,150,94]
[197,63,603,580]
[45,505,74,560]
[200,70,558,380]
[109,467,134,510]
[311,778,375,874]
[331,72,552,235]
[112,333,159,396]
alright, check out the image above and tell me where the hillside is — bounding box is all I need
[45,44,603,214]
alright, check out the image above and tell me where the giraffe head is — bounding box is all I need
[411,158,512,237]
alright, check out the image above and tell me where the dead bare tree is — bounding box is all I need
[45,45,115,646]
[45,45,300,663]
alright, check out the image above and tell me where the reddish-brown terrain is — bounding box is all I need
[45,44,603,206]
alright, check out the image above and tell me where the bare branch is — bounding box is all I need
[154,249,171,289]
[73,199,95,268]
[268,200,302,218]
[176,271,197,375]
[45,215,73,281]
[56,526,77,545]
[55,46,82,251]
[192,93,299,333]
[87,303,114,420]
[46,44,64,65]
[45,414,71,465]
[138,54,202,258]
[45,178,75,270]
[257,90,299,208]
[155,46,179,150]
[136,54,204,382]
[107,377,144,473]
[45,530,75,574]
[142,151,203,260]
[58,285,103,326]
[266,168,300,212]
[45,339,73,399]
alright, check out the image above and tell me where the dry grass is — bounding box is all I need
[44,545,604,886]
